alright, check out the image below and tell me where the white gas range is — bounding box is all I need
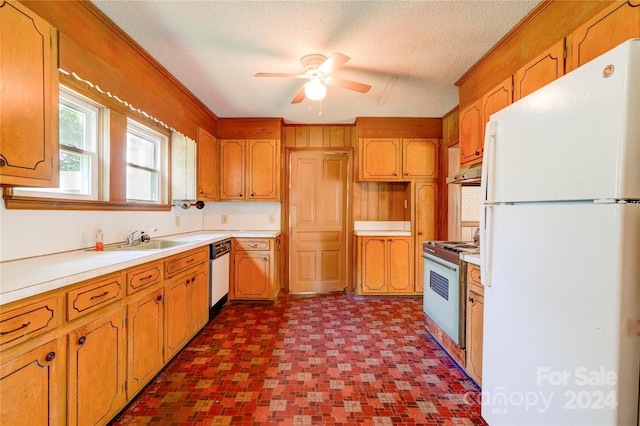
[422,241,479,348]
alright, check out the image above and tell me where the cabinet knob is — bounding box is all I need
[404,172,409,175]
[468,297,475,304]
[78,336,86,345]
[156,294,163,302]
[262,257,267,261]
[392,172,397,176]
[191,277,195,283]
[251,192,255,196]
[474,150,480,155]
[45,352,56,362]
[0,159,5,167]
[239,193,243,197]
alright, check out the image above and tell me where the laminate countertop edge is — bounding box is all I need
[0,230,281,306]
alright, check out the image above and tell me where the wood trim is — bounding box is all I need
[2,190,171,211]
[217,118,283,139]
[356,117,442,138]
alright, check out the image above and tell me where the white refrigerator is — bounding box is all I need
[479,39,640,425]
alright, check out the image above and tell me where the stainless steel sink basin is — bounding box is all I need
[104,240,188,251]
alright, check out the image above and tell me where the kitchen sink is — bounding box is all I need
[104,240,188,251]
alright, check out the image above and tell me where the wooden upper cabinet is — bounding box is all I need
[402,139,438,179]
[481,76,513,139]
[247,139,279,200]
[219,138,279,201]
[514,40,566,101]
[0,1,59,187]
[359,138,402,181]
[459,100,482,165]
[568,0,640,72]
[359,138,438,181]
[197,127,217,200]
[219,139,245,200]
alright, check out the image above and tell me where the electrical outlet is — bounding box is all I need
[175,216,181,227]
[221,214,228,224]
[268,214,275,224]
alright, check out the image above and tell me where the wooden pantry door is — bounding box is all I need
[289,151,348,293]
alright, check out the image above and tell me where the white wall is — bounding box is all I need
[203,202,281,231]
[0,201,282,262]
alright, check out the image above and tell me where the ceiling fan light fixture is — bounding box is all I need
[304,78,326,100]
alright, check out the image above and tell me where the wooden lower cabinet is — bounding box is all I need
[230,238,279,302]
[465,263,484,386]
[0,339,60,425]
[68,308,126,426]
[164,262,208,362]
[0,246,210,425]
[358,236,413,295]
[127,288,164,398]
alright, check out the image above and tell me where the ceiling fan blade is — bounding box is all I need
[290,85,306,104]
[324,76,371,93]
[254,72,304,78]
[317,52,350,74]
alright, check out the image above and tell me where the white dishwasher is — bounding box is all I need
[209,239,231,318]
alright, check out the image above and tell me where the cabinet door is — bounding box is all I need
[459,100,482,165]
[163,275,191,362]
[247,139,279,200]
[568,1,640,72]
[359,238,387,293]
[402,139,438,179]
[514,40,565,101]
[189,263,209,332]
[466,287,484,386]
[233,252,271,299]
[481,76,513,146]
[127,288,164,398]
[359,138,402,181]
[0,1,59,187]
[0,339,60,425]
[197,127,217,200]
[68,309,125,426]
[387,237,413,293]
[219,139,246,200]
[414,182,438,293]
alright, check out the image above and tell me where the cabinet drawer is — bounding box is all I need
[127,261,162,294]
[165,247,208,277]
[234,239,271,251]
[0,297,57,351]
[67,273,124,321]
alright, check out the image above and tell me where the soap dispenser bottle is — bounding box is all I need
[95,225,104,251]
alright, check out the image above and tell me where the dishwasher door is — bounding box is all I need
[210,240,231,314]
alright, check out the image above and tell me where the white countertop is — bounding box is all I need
[461,252,480,266]
[0,230,280,306]
[354,231,412,236]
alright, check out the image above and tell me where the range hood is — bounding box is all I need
[446,162,482,185]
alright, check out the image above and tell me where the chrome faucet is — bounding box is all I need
[126,228,157,245]
[126,230,142,246]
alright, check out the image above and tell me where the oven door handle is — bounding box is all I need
[423,255,458,271]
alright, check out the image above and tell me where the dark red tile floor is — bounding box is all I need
[111,293,486,425]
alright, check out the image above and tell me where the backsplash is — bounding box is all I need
[0,201,281,262]
[461,186,481,222]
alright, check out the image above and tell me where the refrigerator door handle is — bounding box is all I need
[481,121,497,204]
[480,205,494,287]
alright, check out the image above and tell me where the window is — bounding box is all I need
[126,119,168,203]
[14,86,107,200]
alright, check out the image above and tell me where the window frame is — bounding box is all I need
[125,118,169,205]
[11,86,108,201]
[3,75,172,211]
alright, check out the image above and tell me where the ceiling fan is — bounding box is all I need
[254,52,371,104]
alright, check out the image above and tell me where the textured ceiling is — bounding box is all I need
[92,1,540,124]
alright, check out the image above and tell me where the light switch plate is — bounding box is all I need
[221,214,228,224]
